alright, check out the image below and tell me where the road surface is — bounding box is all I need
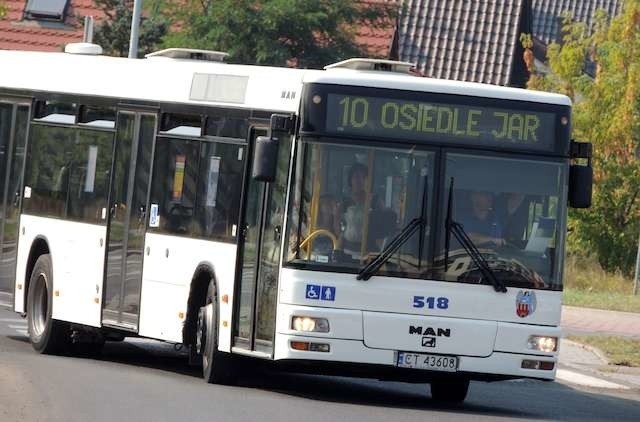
[1,308,638,422]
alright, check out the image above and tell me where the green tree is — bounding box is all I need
[84,0,168,57]
[0,2,7,19]
[162,0,398,68]
[529,3,640,274]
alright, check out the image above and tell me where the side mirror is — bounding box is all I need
[251,136,280,182]
[568,164,592,208]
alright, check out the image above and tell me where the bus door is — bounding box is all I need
[234,127,292,356]
[102,111,156,330]
[0,102,29,309]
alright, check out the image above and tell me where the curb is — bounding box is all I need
[562,338,609,365]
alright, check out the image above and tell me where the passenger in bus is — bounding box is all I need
[312,194,340,254]
[461,191,505,248]
[340,163,369,257]
[367,194,397,251]
[317,194,340,233]
[497,192,530,248]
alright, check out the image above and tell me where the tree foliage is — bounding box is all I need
[0,2,7,19]
[528,2,640,275]
[86,0,168,57]
[162,0,398,68]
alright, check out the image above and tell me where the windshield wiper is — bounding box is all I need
[444,178,507,293]
[357,218,422,280]
[357,174,429,281]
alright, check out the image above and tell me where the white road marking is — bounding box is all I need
[556,369,630,390]
[8,324,27,330]
[15,330,28,336]
[1,318,25,324]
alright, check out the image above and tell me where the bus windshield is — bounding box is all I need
[286,139,435,279]
[438,153,567,291]
[285,139,567,291]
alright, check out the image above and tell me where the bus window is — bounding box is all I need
[438,153,567,290]
[149,138,199,235]
[286,139,435,278]
[148,139,244,242]
[23,125,114,224]
[66,130,114,223]
[195,142,244,240]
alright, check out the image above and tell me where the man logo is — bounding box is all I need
[422,337,436,348]
[408,325,451,337]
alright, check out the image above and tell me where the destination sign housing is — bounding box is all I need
[325,94,557,152]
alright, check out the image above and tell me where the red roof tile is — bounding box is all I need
[355,0,397,57]
[0,1,104,52]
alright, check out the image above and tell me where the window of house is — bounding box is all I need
[24,0,69,22]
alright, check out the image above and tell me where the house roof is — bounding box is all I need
[0,1,103,52]
[356,24,395,57]
[395,0,527,86]
[532,0,624,45]
[354,0,397,57]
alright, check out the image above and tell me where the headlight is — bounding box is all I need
[291,316,330,333]
[527,336,558,352]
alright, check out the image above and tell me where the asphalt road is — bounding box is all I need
[1,308,639,422]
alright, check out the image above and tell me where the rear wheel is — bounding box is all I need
[197,279,235,384]
[430,377,470,404]
[26,254,70,354]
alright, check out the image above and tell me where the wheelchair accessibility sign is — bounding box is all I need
[305,284,336,301]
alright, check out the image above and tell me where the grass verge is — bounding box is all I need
[563,255,640,313]
[563,288,640,313]
[568,336,640,367]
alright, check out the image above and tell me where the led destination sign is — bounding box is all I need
[325,94,557,151]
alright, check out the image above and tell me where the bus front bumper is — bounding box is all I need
[273,304,560,381]
[273,334,558,381]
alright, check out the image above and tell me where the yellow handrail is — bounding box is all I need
[300,229,339,259]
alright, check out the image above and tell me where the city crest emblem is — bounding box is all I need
[516,290,537,318]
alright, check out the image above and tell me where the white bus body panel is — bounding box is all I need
[278,269,562,325]
[275,268,561,380]
[14,215,106,327]
[0,51,305,114]
[362,312,497,357]
[138,233,237,350]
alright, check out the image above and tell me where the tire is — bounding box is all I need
[197,279,235,385]
[26,254,70,354]
[430,377,470,404]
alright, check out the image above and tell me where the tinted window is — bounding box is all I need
[23,124,114,224]
[66,130,114,223]
[0,105,11,196]
[437,153,567,290]
[149,138,245,242]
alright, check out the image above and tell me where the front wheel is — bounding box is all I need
[26,254,70,354]
[430,377,470,404]
[197,279,235,384]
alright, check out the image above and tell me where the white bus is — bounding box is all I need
[0,46,592,403]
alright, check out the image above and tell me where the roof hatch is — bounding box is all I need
[145,48,229,62]
[65,42,103,55]
[324,58,416,74]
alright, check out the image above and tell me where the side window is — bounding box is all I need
[0,104,11,188]
[23,124,114,224]
[23,125,74,218]
[148,138,245,242]
[149,138,199,236]
[66,130,114,223]
[195,142,245,240]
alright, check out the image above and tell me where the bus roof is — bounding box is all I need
[0,50,571,112]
